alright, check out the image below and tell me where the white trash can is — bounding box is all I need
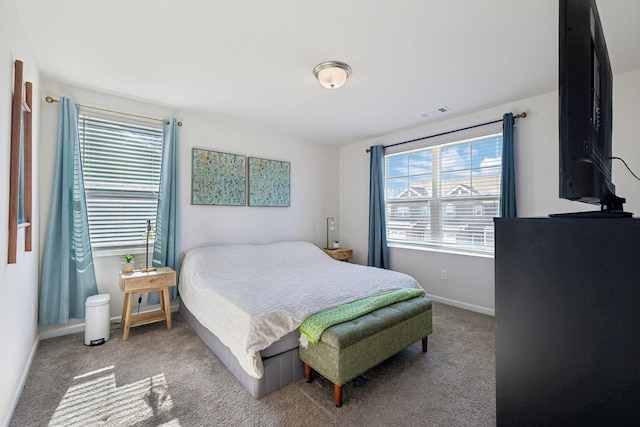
[85,294,111,346]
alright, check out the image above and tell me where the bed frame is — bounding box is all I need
[180,302,305,398]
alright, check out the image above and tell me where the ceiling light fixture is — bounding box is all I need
[313,61,352,89]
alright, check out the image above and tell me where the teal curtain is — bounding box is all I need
[367,145,389,269]
[500,113,517,217]
[148,119,180,303]
[39,97,98,325]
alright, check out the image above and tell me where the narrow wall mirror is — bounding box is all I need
[8,59,32,264]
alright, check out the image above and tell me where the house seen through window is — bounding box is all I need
[78,113,163,252]
[384,132,502,254]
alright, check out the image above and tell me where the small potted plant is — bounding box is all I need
[121,254,135,273]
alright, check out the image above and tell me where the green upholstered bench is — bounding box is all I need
[299,296,432,407]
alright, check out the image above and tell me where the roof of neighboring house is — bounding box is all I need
[445,184,480,196]
[393,185,429,199]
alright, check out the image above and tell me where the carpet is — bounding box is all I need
[10,302,495,426]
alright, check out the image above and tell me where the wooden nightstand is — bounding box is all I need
[323,248,353,262]
[119,266,176,341]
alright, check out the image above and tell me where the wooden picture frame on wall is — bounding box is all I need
[8,59,33,264]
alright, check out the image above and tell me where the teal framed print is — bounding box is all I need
[191,148,246,206]
[248,157,290,207]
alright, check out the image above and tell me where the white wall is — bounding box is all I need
[339,68,640,315]
[0,0,41,423]
[37,81,339,338]
[610,69,640,208]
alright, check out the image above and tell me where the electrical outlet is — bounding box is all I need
[440,270,448,280]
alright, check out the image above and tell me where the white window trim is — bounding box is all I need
[384,126,503,257]
[388,241,495,259]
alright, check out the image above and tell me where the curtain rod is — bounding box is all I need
[365,112,526,153]
[44,96,183,127]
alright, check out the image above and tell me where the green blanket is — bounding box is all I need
[299,288,425,345]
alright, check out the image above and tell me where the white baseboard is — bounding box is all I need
[39,302,180,341]
[4,333,39,427]
[424,293,495,316]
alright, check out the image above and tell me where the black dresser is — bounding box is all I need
[495,217,640,426]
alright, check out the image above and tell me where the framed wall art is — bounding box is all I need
[191,148,246,206]
[248,157,290,207]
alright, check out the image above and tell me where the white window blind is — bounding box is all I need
[385,132,502,254]
[78,113,163,251]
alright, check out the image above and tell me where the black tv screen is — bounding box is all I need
[558,0,627,213]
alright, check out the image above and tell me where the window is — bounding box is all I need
[384,132,502,254]
[78,113,163,252]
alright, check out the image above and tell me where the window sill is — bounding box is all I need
[388,242,494,259]
[92,247,149,258]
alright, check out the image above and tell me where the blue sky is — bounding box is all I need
[385,135,502,198]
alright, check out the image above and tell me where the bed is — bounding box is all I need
[178,241,423,397]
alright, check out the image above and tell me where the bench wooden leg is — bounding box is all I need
[422,336,428,352]
[305,363,313,383]
[334,384,343,407]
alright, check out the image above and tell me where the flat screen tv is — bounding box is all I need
[558,0,630,216]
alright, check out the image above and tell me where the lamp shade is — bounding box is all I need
[313,61,352,89]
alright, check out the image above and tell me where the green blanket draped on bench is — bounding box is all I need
[299,288,425,346]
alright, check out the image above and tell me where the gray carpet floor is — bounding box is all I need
[10,302,495,426]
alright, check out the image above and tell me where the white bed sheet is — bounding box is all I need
[179,241,422,379]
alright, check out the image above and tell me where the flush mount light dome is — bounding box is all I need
[313,61,352,89]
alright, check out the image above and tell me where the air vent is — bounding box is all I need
[419,106,452,119]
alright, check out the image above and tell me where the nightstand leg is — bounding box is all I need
[163,287,172,330]
[121,292,129,328]
[122,292,134,341]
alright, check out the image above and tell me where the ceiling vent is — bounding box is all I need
[419,106,451,119]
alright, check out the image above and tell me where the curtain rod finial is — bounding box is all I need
[45,96,57,103]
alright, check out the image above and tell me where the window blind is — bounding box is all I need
[385,133,502,253]
[78,114,163,250]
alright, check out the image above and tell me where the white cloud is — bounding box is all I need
[480,156,501,168]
